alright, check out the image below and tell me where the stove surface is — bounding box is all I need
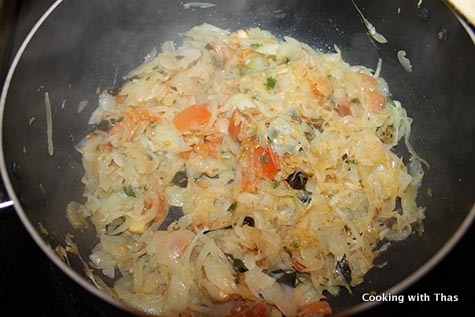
[0,1,472,316]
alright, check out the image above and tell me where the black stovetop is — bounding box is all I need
[0,1,473,316]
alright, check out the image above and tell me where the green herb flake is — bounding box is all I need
[351,98,360,104]
[427,188,433,197]
[348,159,358,164]
[291,241,299,249]
[123,186,136,197]
[266,77,277,89]
[227,202,237,213]
[259,154,270,164]
[250,43,262,49]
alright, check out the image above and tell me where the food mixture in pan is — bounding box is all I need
[67,24,425,316]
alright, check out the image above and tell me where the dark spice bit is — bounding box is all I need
[205,43,214,50]
[105,216,126,234]
[336,255,352,284]
[286,171,308,190]
[243,216,255,227]
[342,153,348,161]
[175,55,184,60]
[203,225,232,234]
[233,258,248,273]
[96,119,112,132]
[268,268,297,288]
[197,172,219,180]
[226,254,248,273]
[309,117,325,132]
[172,171,188,188]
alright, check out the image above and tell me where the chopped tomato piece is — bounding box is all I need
[339,99,352,116]
[299,301,332,316]
[252,142,279,179]
[173,104,211,132]
[205,134,223,158]
[179,150,192,160]
[247,302,268,317]
[193,134,223,158]
[292,257,306,271]
[358,74,384,113]
[365,89,385,113]
[239,141,279,192]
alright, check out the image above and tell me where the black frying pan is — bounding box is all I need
[1,0,474,315]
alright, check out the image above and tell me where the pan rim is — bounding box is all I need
[0,1,474,316]
[0,0,138,315]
